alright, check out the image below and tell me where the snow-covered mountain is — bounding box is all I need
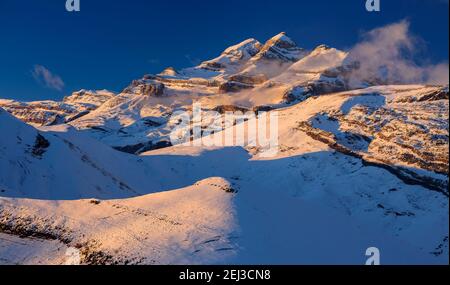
[0,33,448,265]
[49,33,352,153]
[0,90,115,126]
[0,107,159,200]
[0,33,357,154]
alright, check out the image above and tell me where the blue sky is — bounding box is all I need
[0,0,448,101]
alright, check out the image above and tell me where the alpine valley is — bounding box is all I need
[0,33,448,265]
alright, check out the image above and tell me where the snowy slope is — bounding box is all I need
[0,177,237,265]
[0,107,168,199]
[1,84,448,264]
[1,135,447,264]
[0,33,448,265]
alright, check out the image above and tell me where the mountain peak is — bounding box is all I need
[195,38,262,72]
[159,67,179,76]
[222,38,262,56]
[266,32,297,49]
[253,32,305,62]
[313,44,331,51]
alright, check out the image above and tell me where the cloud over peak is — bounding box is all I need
[345,20,449,86]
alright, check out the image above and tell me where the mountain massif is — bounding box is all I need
[0,33,448,264]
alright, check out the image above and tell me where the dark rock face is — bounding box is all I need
[417,88,449,102]
[203,61,226,70]
[113,143,145,155]
[113,140,172,155]
[283,79,347,103]
[394,87,449,103]
[143,118,163,127]
[48,115,66,126]
[139,140,172,153]
[218,81,254,93]
[322,62,361,78]
[283,86,310,103]
[139,82,165,97]
[123,81,165,97]
[229,74,268,85]
[31,134,50,158]
[252,105,274,113]
[308,80,347,95]
[65,111,90,123]
[213,105,251,114]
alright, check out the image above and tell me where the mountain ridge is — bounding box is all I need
[0,32,448,265]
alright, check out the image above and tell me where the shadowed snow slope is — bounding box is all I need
[0,144,447,264]
[0,107,167,200]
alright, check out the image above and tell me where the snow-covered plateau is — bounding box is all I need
[0,33,448,265]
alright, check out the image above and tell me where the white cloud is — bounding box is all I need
[345,20,449,86]
[32,65,65,91]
